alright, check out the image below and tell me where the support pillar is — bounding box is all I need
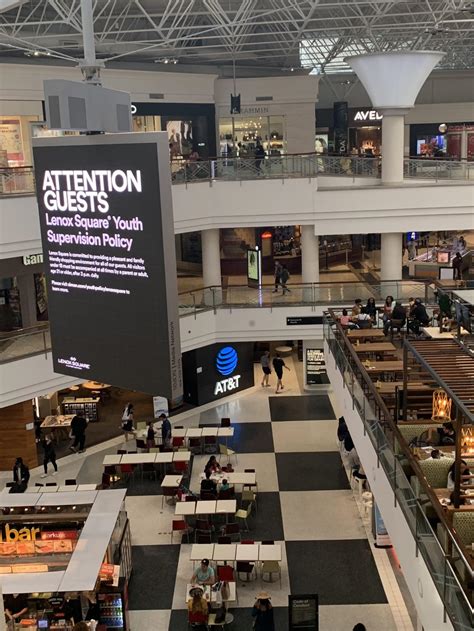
[381,114,405,184]
[301,225,319,302]
[381,232,403,297]
[16,274,37,329]
[201,229,221,306]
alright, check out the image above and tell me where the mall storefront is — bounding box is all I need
[315,106,383,155]
[0,256,48,332]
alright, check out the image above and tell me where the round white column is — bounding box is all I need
[301,225,319,283]
[381,233,403,298]
[381,114,405,184]
[201,228,221,287]
[301,224,319,302]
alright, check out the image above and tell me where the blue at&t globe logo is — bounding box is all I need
[216,346,238,376]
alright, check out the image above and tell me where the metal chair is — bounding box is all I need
[235,503,253,531]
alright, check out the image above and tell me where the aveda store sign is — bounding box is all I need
[353,110,383,123]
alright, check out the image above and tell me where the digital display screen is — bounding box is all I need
[33,134,182,399]
[247,249,259,281]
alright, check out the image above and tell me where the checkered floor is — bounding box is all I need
[27,358,407,630]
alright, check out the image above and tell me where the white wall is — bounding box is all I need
[0,63,217,105]
[1,351,81,407]
[2,176,474,259]
[325,344,455,631]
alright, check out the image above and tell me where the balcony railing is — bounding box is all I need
[0,280,434,364]
[324,310,474,630]
[1,156,473,196]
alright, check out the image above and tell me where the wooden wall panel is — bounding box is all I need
[0,401,38,470]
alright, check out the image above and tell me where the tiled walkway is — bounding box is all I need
[22,358,413,630]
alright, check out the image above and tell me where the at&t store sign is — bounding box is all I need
[214,346,241,396]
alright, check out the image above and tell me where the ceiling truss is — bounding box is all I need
[0,0,472,72]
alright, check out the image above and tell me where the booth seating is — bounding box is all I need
[397,423,442,453]
[453,512,474,548]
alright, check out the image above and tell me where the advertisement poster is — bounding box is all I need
[153,395,169,419]
[33,133,183,400]
[305,349,326,385]
[289,594,319,630]
[247,248,261,288]
[0,119,23,163]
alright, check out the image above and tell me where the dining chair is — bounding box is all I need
[218,444,237,465]
[65,479,77,486]
[161,487,177,509]
[101,473,111,489]
[261,560,282,587]
[217,564,234,582]
[171,519,190,543]
[220,418,231,427]
[241,489,257,513]
[136,421,147,431]
[235,503,253,531]
[136,438,147,452]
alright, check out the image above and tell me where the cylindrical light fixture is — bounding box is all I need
[432,389,452,421]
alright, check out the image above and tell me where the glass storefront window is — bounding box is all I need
[0,115,39,167]
[132,115,162,133]
[219,116,286,158]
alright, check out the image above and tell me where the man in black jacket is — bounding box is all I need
[409,298,430,335]
[69,414,88,453]
[11,457,30,493]
[41,435,58,477]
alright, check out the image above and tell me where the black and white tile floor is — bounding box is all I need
[23,358,413,630]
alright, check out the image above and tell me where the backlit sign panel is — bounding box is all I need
[33,133,182,399]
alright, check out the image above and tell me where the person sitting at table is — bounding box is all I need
[340,308,356,329]
[187,586,208,628]
[205,456,221,474]
[353,311,372,330]
[191,558,215,585]
[383,300,407,335]
[437,422,456,446]
[200,470,217,496]
[352,298,362,317]
[408,298,430,335]
[447,460,471,490]
[146,421,156,449]
[364,297,377,321]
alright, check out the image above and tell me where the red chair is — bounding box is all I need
[241,539,255,545]
[188,611,208,626]
[221,418,231,427]
[173,461,188,474]
[172,436,184,449]
[171,519,190,543]
[217,564,234,582]
[120,464,134,483]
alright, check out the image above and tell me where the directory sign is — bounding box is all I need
[33,133,182,400]
[289,594,319,630]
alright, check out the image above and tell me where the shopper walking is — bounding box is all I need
[260,350,272,387]
[41,435,57,477]
[280,264,291,294]
[453,251,463,280]
[252,592,275,631]
[121,402,135,441]
[254,141,266,174]
[160,413,172,447]
[273,261,282,293]
[11,457,30,493]
[273,353,290,394]
[69,413,87,453]
[146,421,156,449]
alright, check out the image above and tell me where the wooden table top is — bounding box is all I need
[347,329,385,339]
[376,381,432,394]
[353,342,396,353]
[364,361,404,373]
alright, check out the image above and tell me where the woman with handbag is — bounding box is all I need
[121,403,134,441]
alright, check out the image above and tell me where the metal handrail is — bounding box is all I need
[324,309,474,628]
[1,155,473,196]
[0,322,49,340]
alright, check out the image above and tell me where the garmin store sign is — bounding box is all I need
[33,133,183,401]
[182,342,254,406]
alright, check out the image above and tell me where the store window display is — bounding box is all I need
[219,116,286,157]
[0,115,40,167]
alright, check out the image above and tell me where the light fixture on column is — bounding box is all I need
[345,51,445,184]
[432,389,452,421]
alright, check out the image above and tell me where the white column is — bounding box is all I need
[301,224,319,302]
[301,225,319,283]
[381,233,403,297]
[381,113,405,184]
[201,228,221,288]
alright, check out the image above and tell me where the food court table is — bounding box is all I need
[236,544,259,562]
[175,502,199,516]
[82,381,111,390]
[161,475,183,488]
[347,329,385,340]
[353,342,396,354]
[185,582,236,604]
[190,544,215,561]
[212,544,237,562]
[364,361,404,374]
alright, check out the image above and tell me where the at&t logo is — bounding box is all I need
[214,346,241,395]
